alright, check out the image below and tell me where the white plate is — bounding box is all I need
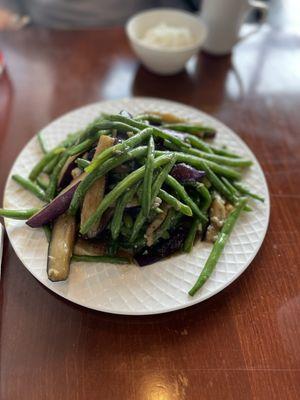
[3,98,270,315]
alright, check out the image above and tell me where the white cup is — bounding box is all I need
[200,0,268,55]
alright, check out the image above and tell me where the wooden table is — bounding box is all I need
[1,10,300,400]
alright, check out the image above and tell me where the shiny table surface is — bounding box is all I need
[1,10,300,400]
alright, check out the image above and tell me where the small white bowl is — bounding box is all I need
[126,8,207,75]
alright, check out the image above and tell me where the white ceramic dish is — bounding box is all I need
[126,8,207,75]
[3,98,270,315]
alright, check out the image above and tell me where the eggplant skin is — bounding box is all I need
[171,163,205,184]
[58,155,79,190]
[26,180,80,228]
[134,227,187,267]
[86,147,96,161]
[47,213,76,282]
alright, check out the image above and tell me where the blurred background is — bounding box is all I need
[0,0,269,30]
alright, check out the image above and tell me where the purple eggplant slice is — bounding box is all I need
[134,227,187,266]
[171,163,205,184]
[85,147,96,161]
[58,154,80,190]
[26,174,85,228]
[47,212,76,282]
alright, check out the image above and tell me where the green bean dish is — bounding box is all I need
[0,110,264,295]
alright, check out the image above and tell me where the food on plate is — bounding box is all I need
[0,110,264,294]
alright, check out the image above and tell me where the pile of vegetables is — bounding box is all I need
[0,110,264,296]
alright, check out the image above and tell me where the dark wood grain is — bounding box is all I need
[1,10,300,400]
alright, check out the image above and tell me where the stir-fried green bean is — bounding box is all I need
[86,127,153,173]
[130,156,176,241]
[45,152,69,201]
[183,134,213,154]
[167,133,241,162]
[141,136,155,216]
[80,154,174,235]
[134,113,162,125]
[69,146,148,216]
[76,158,90,169]
[188,147,252,167]
[183,184,211,253]
[162,123,216,138]
[29,147,65,181]
[158,189,192,216]
[111,185,138,240]
[164,141,252,168]
[183,219,202,253]
[185,138,242,159]
[43,154,60,174]
[93,120,140,135]
[194,183,212,211]
[231,181,265,202]
[165,175,208,224]
[221,177,239,196]
[155,151,241,180]
[195,164,237,205]
[37,132,47,154]
[12,174,47,202]
[221,177,252,212]
[189,198,247,296]
[67,137,98,156]
[130,211,146,242]
[67,130,110,156]
[152,155,177,200]
[0,208,39,219]
[101,114,190,150]
[210,145,241,159]
[36,176,49,191]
